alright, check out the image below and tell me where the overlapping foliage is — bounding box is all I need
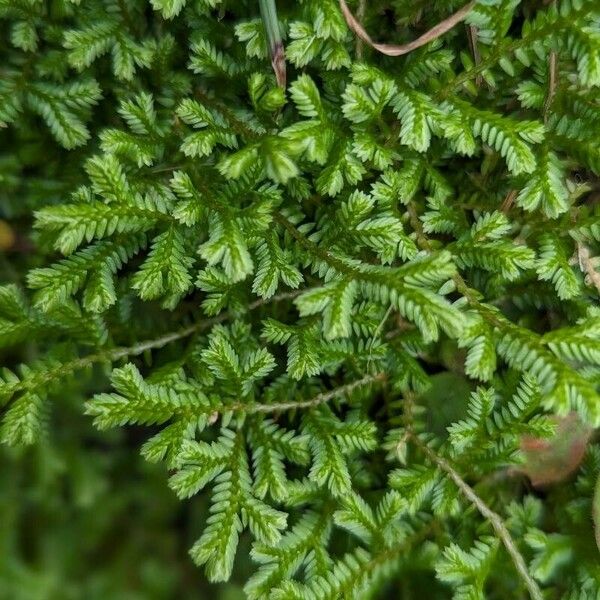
[1,0,600,597]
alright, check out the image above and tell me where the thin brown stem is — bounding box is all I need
[235,372,386,414]
[467,25,483,87]
[411,436,544,600]
[406,202,507,329]
[501,189,518,214]
[436,6,587,101]
[406,202,433,251]
[2,290,303,405]
[544,51,558,121]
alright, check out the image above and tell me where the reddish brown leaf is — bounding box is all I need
[519,413,592,487]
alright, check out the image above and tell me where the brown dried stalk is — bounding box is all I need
[501,189,518,213]
[339,0,476,57]
[260,0,286,88]
[467,24,483,86]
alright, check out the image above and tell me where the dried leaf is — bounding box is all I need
[339,0,476,57]
[519,413,592,487]
[577,243,600,293]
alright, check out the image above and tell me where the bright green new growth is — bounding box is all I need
[1,0,600,597]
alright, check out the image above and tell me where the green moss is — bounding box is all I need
[1,0,600,597]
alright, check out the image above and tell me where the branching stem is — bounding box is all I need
[411,435,543,600]
[237,372,386,414]
[2,290,303,404]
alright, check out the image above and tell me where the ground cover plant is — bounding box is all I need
[1,0,600,598]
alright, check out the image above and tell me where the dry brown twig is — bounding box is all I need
[467,24,483,86]
[339,0,476,57]
[501,189,518,213]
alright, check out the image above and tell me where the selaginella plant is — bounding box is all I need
[1,0,600,597]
